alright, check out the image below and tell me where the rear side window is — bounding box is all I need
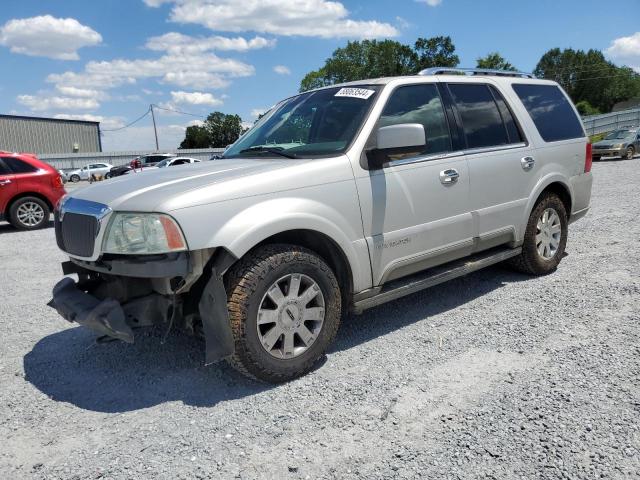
[512,84,584,142]
[2,157,37,173]
[448,84,509,149]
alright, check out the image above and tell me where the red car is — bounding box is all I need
[0,151,66,230]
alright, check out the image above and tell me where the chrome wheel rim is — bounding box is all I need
[626,148,634,160]
[257,273,325,359]
[536,207,561,260]
[16,201,45,227]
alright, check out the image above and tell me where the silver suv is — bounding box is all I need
[49,68,593,382]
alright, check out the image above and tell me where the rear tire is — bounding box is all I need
[9,196,50,230]
[225,244,341,383]
[508,193,568,275]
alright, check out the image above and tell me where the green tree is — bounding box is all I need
[476,52,516,71]
[414,36,459,70]
[299,36,459,92]
[575,100,600,116]
[179,112,244,149]
[179,125,209,149]
[300,40,419,92]
[534,48,640,113]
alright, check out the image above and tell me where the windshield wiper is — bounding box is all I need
[239,146,298,159]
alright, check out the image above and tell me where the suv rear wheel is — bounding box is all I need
[509,193,568,275]
[9,196,50,230]
[225,244,341,383]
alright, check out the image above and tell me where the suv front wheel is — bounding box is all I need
[509,193,568,275]
[225,244,341,383]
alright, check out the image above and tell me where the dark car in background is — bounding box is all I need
[592,127,640,160]
[107,153,176,178]
[0,151,66,230]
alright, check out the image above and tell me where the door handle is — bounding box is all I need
[0,179,11,186]
[439,168,459,185]
[521,156,535,171]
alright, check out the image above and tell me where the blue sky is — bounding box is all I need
[1,0,639,151]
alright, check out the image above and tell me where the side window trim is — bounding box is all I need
[445,82,528,151]
[488,85,528,145]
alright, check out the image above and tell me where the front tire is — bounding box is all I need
[70,174,80,183]
[509,193,568,275]
[625,146,635,160]
[225,244,341,383]
[9,196,50,230]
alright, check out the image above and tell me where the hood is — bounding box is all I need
[69,157,324,212]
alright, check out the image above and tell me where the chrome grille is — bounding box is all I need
[55,198,111,258]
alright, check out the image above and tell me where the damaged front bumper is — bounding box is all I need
[48,252,236,365]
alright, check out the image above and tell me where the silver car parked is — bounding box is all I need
[592,127,640,160]
[49,68,593,382]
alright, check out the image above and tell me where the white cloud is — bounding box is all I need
[17,94,99,112]
[606,32,640,71]
[416,0,442,6]
[170,90,223,106]
[56,85,108,99]
[273,65,291,75]
[53,114,125,130]
[146,32,275,54]
[47,51,253,92]
[146,0,398,39]
[0,15,101,60]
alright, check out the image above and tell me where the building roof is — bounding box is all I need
[0,113,100,126]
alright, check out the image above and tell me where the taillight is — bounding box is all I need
[585,143,592,173]
[51,174,64,188]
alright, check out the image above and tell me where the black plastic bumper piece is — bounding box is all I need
[49,277,134,343]
[198,267,235,364]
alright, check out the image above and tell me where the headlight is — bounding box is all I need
[613,143,624,149]
[103,213,187,254]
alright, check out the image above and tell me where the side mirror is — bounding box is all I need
[366,123,426,170]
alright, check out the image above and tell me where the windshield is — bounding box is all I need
[155,158,171,168]
[224,86,380,159]
[605,130,633,140]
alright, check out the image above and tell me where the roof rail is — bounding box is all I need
[419,67,536,79]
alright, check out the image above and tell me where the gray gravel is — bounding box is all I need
[1,160,639,479]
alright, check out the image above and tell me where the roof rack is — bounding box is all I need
[419,67,535,79]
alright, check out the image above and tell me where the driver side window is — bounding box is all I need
[378,84,452,161]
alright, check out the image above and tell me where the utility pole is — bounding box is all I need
[150,104,159,151]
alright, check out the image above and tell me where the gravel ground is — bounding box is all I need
[1,160,639,479]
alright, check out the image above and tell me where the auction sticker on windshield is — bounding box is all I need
[334,88,376,100]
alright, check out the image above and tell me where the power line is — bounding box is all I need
[151,104,205,118]
[101,107,151,132]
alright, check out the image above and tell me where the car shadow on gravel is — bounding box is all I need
[23,265,528,413]
[331,265,529,353]
[0,219,54,235]
[23,327,271,413]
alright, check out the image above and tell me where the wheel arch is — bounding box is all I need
[251,229,355,308]
[521,176,573,240]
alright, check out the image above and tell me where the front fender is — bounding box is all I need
[173,194,372,293]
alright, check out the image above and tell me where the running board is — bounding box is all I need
[352,246,522,313]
